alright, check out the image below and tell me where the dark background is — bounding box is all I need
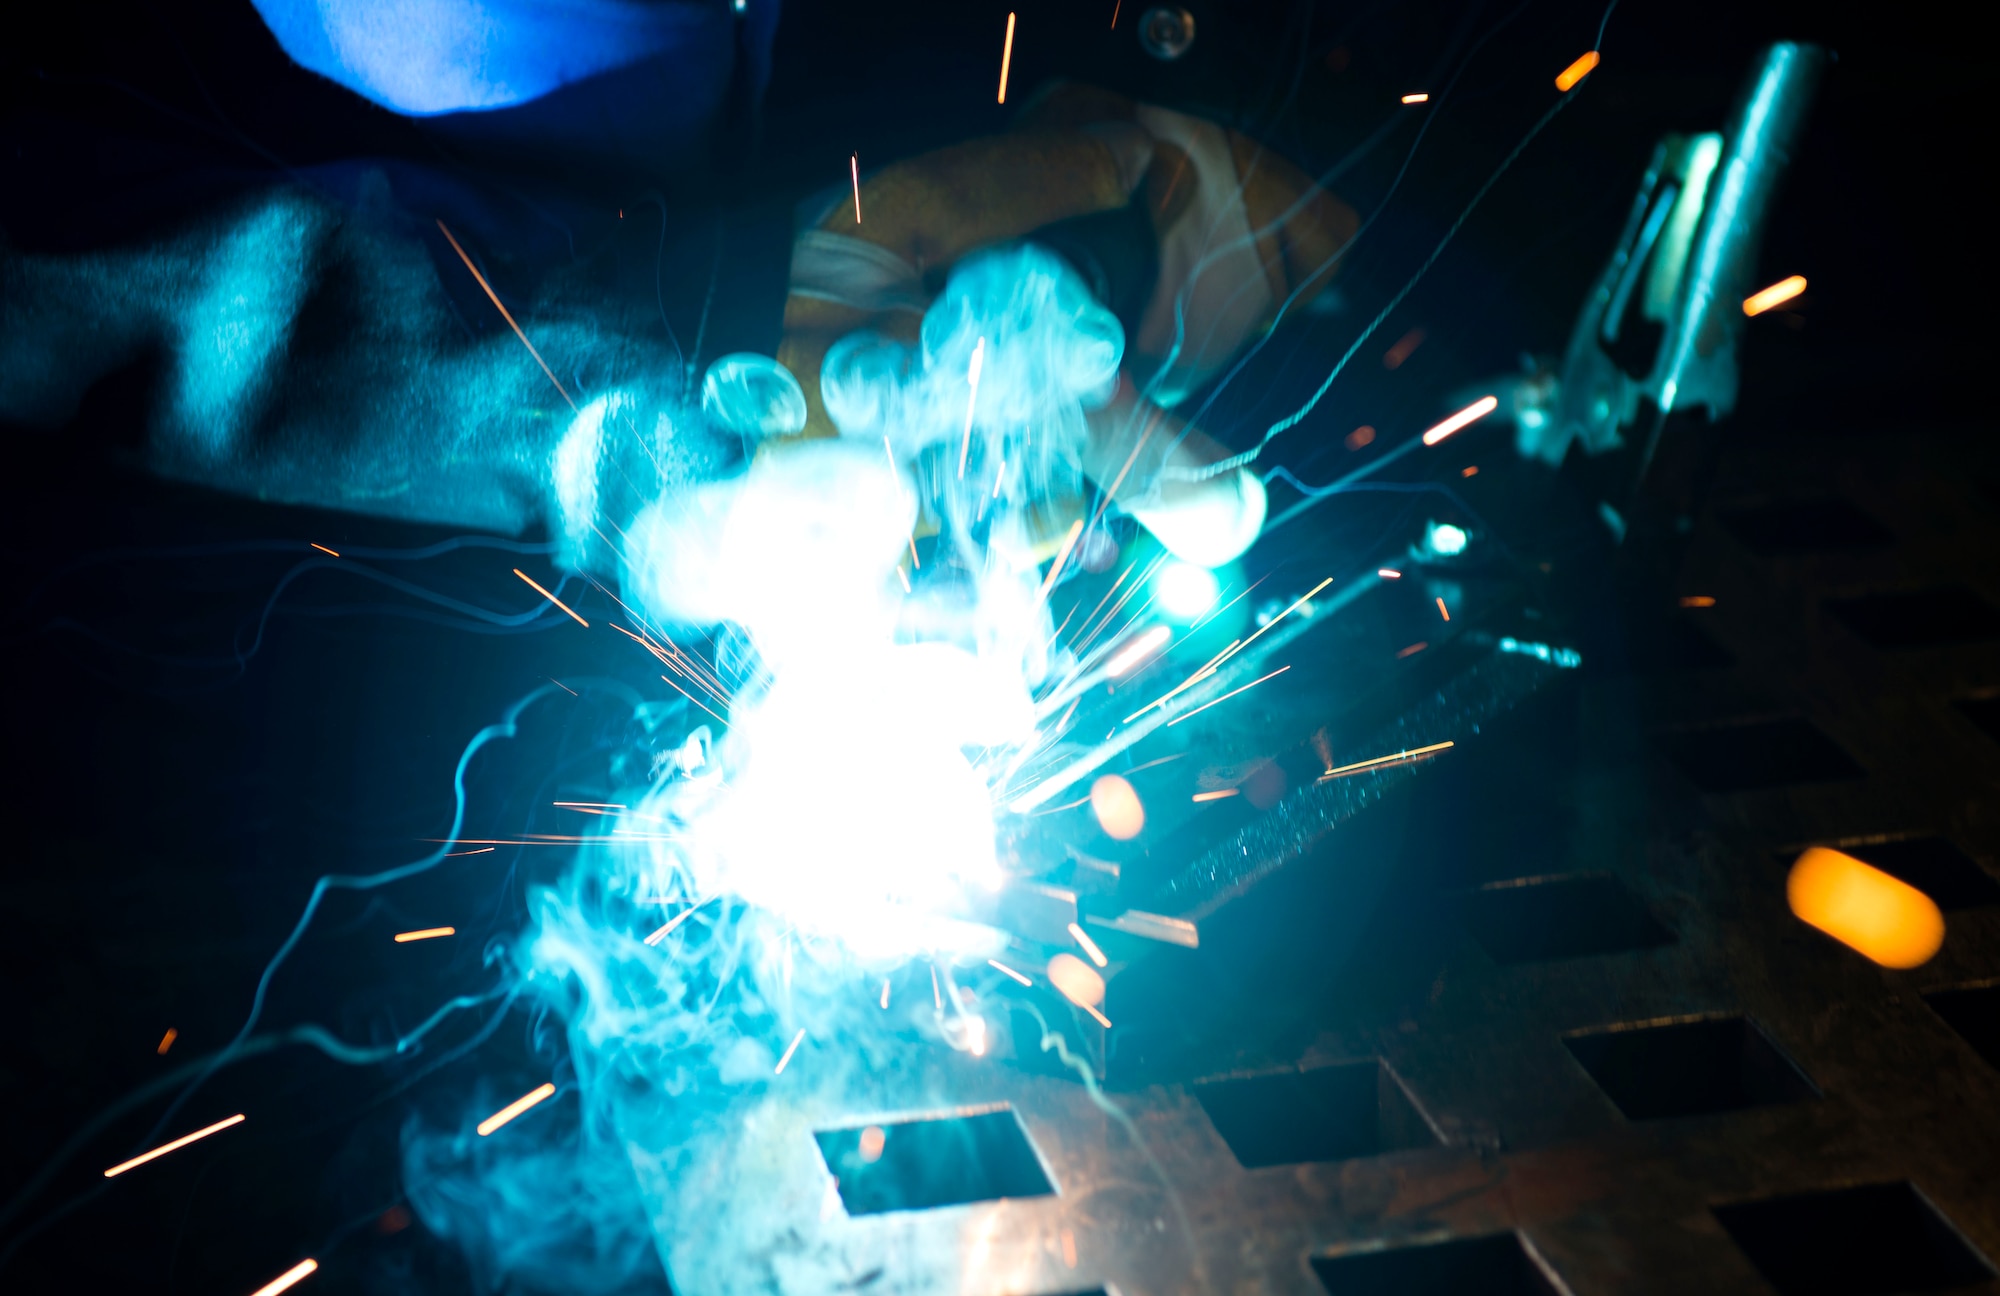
[3,0,1994,1293]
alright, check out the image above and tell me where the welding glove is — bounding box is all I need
[768,83,1358,570]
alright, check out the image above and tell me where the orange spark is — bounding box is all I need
[1436,596,1450,621]
[1110,0,1120,27]
[997,13,1017,104]
[248,1259,319,1296]
[1555,50,1600,92]
[1397,641,1428,658]
[1744,275,1807,316]
[896,565,912,594]
[478,1083,556,1136]
[1378,568,1402,579]
[104,1113,246,1178]
[1401,92,1430,104]
[1192,788,1239,803]
[1788,847,1944,968]
[774,1028,807,1075]
[850,153,862,223]
[548,677,578,696]
[1037,518,1086,603]
[393,926,455,943]
[1383,327,1426,369]
[1680,595,1717,608]
[1346,425,1376,450]
[1167,665,1290,727]
[435,220,576,411]
[880,979,892,1009]
[1067,922,1109,968]
[988,958,1033,986]
[156,1027,177,1055]
[1461,465,1479,477]
[443,846,496,856]
[513,569,588,627]
[644,896,714,945]
[309,542,340,557]
[1317,739,1454,782]
[1423,395,1498,445]
[1081,1002,1112,1028]
[1105,625,1170,677]
[1063,1229,1078,1267]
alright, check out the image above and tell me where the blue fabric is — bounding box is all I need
[249,0,759,116]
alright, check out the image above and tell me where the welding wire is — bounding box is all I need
[958,337,987,478]
[988,959,1034,987]
[309,543,339,557]
[1555,50,1600,92]
[774,1029,807,1075]
[436,220,576,411]
[247,1259,319,1296]
[644,896,715,946]
[1068,923,1109,968]
[393,927,455,943]
[1167,665,1290,727]
[1317,740,1454,782]
[477,1083,556,1136]
[1422,395,1498,445]
[997,13,1016,103]
[513,569,588,627]
[1743,275,1807,316]
[104,1113,246,1178]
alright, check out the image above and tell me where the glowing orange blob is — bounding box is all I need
[1787,846,1944,969]
[1090,774,1145,840]
[1048,953,1106,1008]
[858,1125,886,1163]
[1555,50,1600,92]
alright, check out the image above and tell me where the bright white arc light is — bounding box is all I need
[1426,522,1469,556]
[1154,562,1221,619]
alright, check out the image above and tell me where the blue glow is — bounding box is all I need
[1498,636,1583,669]
[250,0,726,115]
[1154,561,1220,619]
[1425,521,1469,557]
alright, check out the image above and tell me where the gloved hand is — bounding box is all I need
[768,82,1358,569]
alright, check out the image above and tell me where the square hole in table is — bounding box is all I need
[1924,983,2000,1072]
[1464,875,1672,964]
[1713,1181,1995,1294]
[814,1107,1053,1215]
[1312,1232,1562,1295]
[1825,587,2000,649]
[1564,1015,1816,1120]
[1656,718,1863,792]
[1196,1059,1437,1169]
[1840,838,2000,910]
[1718,499,1893,555]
